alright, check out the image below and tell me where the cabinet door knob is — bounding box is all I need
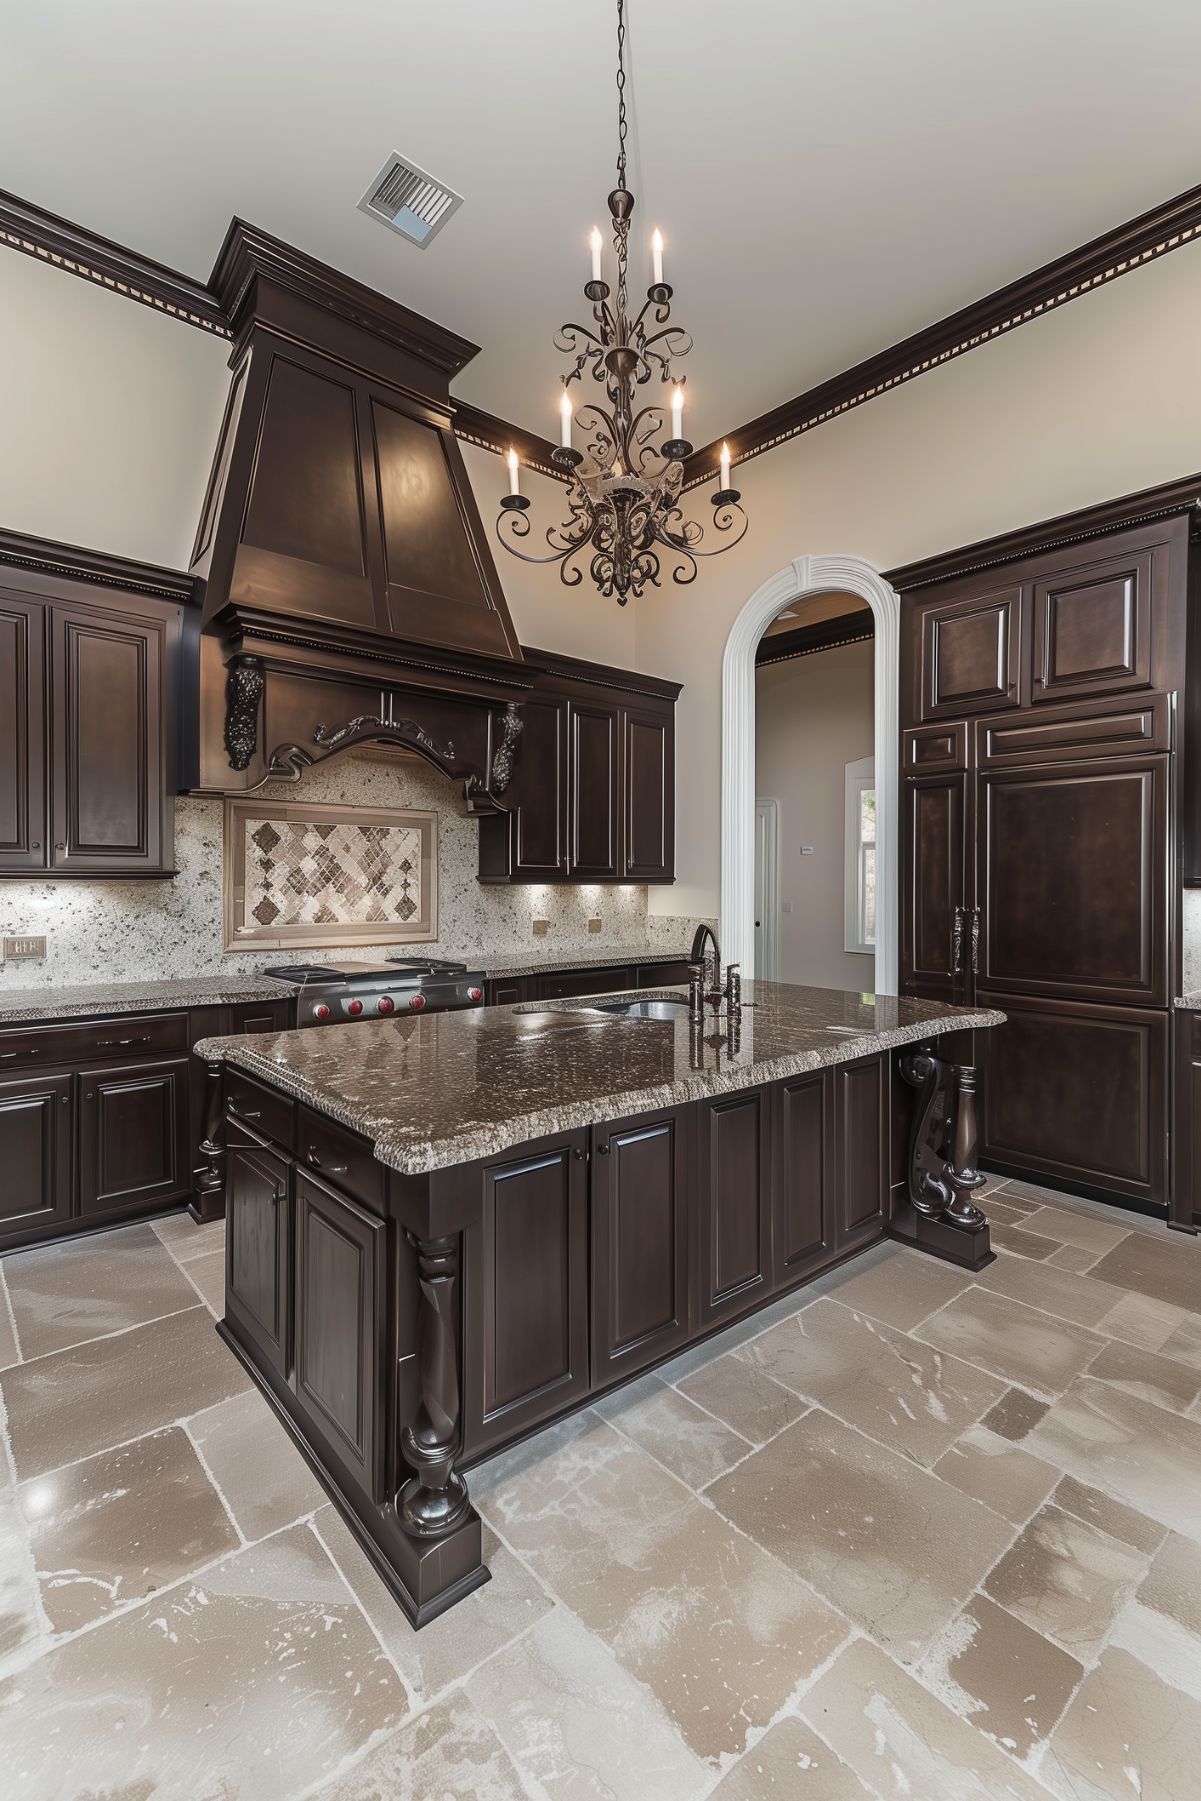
[596,1142,610,1156]
[31,841,40,850]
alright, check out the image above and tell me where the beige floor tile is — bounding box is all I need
[916,1287,1107,1398]
[1162,1310,1201,1372]
[919,1592,1084,1761]
[0,1522,408,1801]
[151,1210,227,1263]
[0,1274,19,1370]
[807,1241,969,1331]
[1026,1377,1201,1543]
[0,1490,46,1677]
[708,1717,875,1799]
[317,1689,531,1800]
[187,1387,327,1542]
[1052,1475,1168,1556]
[933,1423,1059,1524]
[990,1223,1060,1260]
[988,1178,1063,1212]
[1087,1338,1201,1413]
[707,1408,1014,1663]
[1041,1646,1201,1801]
[593,1373,753,1490]
[740,1296,1005,1466]
[1137,1531,1201,1638]
[676,1349,809,1446]
[984,1503,1149,1660]
[1019,1205,1133,1256]
[1047,1242,1103,1274]
[1108,1599,1201,1706]
[1096,1288,1195,1356]
[3,1224,199,1361]
[985,1197,1047,1228]
[16,1425,238,1635]
[0,1305,249,1480]
[467,1608,709,1801]
[1089,1231,1201,1315]
[981,1386,1051,1442]
[319,1508,551,1705]
[975,1253,1126,1329]
[799,1636,1050,1800]
[181,1245,225,1314]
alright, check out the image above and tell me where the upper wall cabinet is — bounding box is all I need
[478,653,680,886]
[0,546,187,879]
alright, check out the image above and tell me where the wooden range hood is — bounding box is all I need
[191,220,529,808]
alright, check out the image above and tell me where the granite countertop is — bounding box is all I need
[197,980,1005,1176]
[1176,993,1201,1010]
[0,974,299,1025]
[477,942,695,978]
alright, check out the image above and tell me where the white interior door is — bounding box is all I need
[754,798,779,980]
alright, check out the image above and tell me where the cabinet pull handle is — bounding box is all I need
[95,1034,151,1049]
[0,1049,35,1060]
[307,1146,349,1175]
[970,908,981,974]
[228,1103,261,1121]
[951,906,965,974]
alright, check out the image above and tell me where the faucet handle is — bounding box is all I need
[724,962,742,1007]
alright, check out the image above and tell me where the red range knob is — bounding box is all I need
[377,995,396,1015]
[409,993,427,1011]
[347,999,364,1016]
[468,987,483,1003]
[313,1003,331,1021]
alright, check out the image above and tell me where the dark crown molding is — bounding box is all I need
[0,526,201,605]
[755,611,874,666]
[884,468,1201,593]
[683,178,1201,491]
[0,186,230,336]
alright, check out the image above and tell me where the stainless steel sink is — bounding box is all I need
[585,997,690,1020]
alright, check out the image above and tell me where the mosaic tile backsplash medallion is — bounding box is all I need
[225,799,437,950]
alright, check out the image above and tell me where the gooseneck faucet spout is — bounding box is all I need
[690,923,721,986]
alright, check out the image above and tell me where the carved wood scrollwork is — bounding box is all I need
[899,1046,988,1229]
[224,656,265,771]
[488,702,523,795]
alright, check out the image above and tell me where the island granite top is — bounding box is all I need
[0,974,299,1025]
[476,942,694,978]
[197,980,1004,1176]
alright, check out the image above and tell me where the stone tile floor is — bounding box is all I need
[0,1179,1199,1798]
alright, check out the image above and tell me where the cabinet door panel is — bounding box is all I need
[977,758,1167,1005]
[902,773,967,1002]
[0,594,46,870]
[0,1072,72,1240]
[294,1170,385,1499]
[919,586,1022,720]
[570,701,621,879]
[464,1135,589,1455]
[512,696,569,878]
[1032,545,1153,704]
[833,1055,888,1250]
[591,1110,689,1382]
[50,604,168,873]
[771,1071,834,1288]
[623,707,673,881]
[696,1088,772,1329]
[78,1057,190,1215]
[227,1141,291,1376]
[978,991,1167,1206]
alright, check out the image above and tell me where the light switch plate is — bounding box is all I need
[587,917,602,933]
[4,935,46,960]
[532,918,550,937]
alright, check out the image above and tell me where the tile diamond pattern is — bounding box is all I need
[243,816,423,929]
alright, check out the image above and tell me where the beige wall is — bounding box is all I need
[756,638,874,989]
[638,236,1201,916]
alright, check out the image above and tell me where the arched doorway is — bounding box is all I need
[720,555,901,991]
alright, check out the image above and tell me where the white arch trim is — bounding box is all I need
[720,554,901,993]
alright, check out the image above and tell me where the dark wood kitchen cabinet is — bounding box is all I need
[897,506,1189,1211]
[478,652,680,885]
[590,1106,690,1383]
[1171,1008,1201,1233]
[771,1069,834,1287]
[0,1070,73,1236]
[0,548,187,880]
[695,1086,773,1330]
[831,1054,889,1250]
[226,1137,293,1380]
[78,1055,191,1216]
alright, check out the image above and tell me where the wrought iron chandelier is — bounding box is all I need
[495,0,747,604]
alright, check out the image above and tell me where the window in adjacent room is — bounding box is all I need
[844,755,876,956]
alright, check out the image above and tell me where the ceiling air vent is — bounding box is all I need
[357,153,463,248]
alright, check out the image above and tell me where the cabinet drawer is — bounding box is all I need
[0,1010,188,1072]
[228,1000,292,1036]
[637,961,693,987]
[297,1107,384,1215]
[532,966,636,1001]
[975,693,1170,766]
[226,1068,295,1149]
[903,721,968,774]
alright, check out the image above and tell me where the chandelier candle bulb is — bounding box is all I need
[507,449,520,495]
[720,442,732,491]
[560,391,573,447]
[590,227,603,282]
[652,228,664,286]
[671,382,683,439]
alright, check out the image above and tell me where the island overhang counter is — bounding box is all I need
[195,981,1004,1625]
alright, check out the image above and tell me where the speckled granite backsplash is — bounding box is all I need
[0,754,701,988]
[1184,888,1201,996]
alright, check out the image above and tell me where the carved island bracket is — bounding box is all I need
[894,1045,994,1271]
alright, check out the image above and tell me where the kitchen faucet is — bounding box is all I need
[690,922,721,986]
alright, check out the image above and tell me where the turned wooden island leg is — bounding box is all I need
[191,1059,227,1222]
[893,1043,994,1270]
[399,1232,471,1536]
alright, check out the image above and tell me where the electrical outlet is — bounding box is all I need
[781,902,794,915]
[532,918,550,937]
[587,916,602,933]
[4,935,46,960]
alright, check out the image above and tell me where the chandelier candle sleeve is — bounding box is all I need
[720,443,731,491]
[652,229,664,286]
[590,228,603,282]
[671,382,683,439]
[560,392,573,447]
[507,449,520,496]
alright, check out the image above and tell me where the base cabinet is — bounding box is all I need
[0,1071,72,1235]
[591,1108,690,1384]
[78,1056,190,1216]
[695,1087,773,1330]
[832,1055,889,1249]
[1171,1009,1201,1232]
[772,1070,834,1286]
[226,1139,292,1379]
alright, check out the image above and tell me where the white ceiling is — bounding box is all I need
[4,1,1200,444]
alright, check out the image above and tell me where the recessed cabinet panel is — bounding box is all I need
[0,1071,72,1236]
[512,696,569,878]
[591,1110,689,1381]
[294,1170,384,1499]
[903,774,967,1002]
[227,1141,292,1378]
[624,708,673,881]
[834,1056,888,1248]
[1032,548,1153,703]
[696,1088,771,1329]
[0,596,46,869]
[978,992,1166,1204]
[771,1071,833,1288]
[78,1057,190,1215]
[570,703,621,880]
[920,588,1022,720]
[465,1136,590,1455]
[977,759,1167,1005]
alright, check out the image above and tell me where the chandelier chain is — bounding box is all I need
[614,0,629,316]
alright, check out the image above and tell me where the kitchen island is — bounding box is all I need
[196,982,1003,1624]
